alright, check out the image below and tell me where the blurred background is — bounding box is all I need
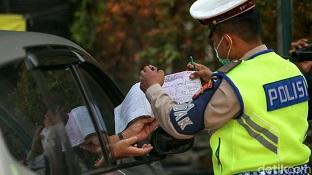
[1,0,312,174]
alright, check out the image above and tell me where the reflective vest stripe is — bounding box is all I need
[237,114,278,154]
[242,113,278,144]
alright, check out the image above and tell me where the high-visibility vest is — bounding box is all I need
[210,50,311,175]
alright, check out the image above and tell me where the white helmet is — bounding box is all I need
[189,0,255,35]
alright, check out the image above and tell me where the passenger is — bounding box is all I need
[27,107,66,175]
[28,106,158,170]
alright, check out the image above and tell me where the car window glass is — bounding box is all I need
[37,64,104,174]
[0,62,44,171]
[79,68,116,136]
[0,59,112,175]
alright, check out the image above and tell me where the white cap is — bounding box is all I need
[190,0,255,35]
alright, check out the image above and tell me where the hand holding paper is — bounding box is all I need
[139,66,165,93]
[122,116,159,142]
[115,70,201,134]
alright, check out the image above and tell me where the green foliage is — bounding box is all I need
[69,0,106,50]
[293,0,312,40]
[257,1,278,49]
[69,0,312,93]
[257,0,312,50]
[69,0,211,92]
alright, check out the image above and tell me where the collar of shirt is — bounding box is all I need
[240,44,268,60]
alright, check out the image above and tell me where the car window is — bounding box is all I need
[0,51,117,174]
[78,68,116,135]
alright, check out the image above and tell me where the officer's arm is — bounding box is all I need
[145,84,191,139]
[168,77,241,135]
[146,77,241,139]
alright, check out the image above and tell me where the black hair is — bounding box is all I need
[215,7,262,43]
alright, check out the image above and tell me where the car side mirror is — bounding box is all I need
[150,127,194,155]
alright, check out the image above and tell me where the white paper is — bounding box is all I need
[114,83,153,133]
[114,71,201,134]
[163,71,201,104]
[65,112,85,147]
[65,105,106,147]
[72,106,95,138]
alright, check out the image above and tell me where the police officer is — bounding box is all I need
[139,0,311,174]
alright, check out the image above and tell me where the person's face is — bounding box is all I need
[210,30,233,64]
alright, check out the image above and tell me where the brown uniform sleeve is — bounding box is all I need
[203,79,241,130]
[145,79,240,139]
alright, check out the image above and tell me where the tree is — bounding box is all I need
[70,0,211,93]
[69,0,312,93]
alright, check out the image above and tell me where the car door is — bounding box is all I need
[0,44,165,175]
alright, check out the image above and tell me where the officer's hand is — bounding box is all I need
[186,62,213,84]
[140,66,165,93]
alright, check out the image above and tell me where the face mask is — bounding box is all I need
[214,34,232,65]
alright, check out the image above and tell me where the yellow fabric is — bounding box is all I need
[210,51,311,174]
[0,14,26,31]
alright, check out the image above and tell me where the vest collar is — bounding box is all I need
[240,44,268,60]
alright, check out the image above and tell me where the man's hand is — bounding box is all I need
[186,62,213,84]
[123,116,159,142]
[80,116,158,154]
[289,38,309,54]
[80,136,153,167]
[80,134,102,154]
[31,126,44,153]
[289,38,312,73]
[112,136,153,159]
[140,66,165,93]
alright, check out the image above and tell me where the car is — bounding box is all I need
[0,30,193,175]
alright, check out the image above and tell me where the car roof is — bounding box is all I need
[0,30,86,65]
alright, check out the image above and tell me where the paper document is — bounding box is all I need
[114,71,201,133]
[65,105,106,147]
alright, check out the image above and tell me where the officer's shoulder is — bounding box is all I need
[217,60,242,73]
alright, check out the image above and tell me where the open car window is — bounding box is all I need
[0,47,118,175]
